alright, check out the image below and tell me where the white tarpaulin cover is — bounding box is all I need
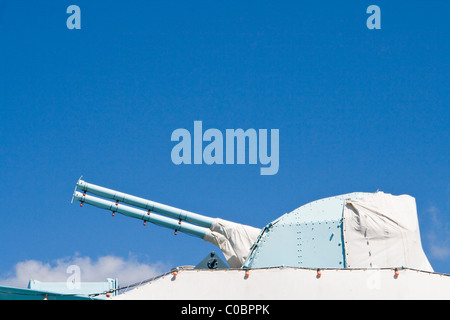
[203,218,261,268]
[343,192,433,271]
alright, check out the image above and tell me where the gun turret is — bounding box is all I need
[72,178,261,268]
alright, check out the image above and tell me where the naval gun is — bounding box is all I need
[73,178,434,272]
[72,178,260,268]
[72,178,450,299]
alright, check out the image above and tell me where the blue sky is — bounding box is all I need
[0,1,449,286]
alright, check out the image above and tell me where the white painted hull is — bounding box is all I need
[112,267,450,300]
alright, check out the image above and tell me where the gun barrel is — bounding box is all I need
[72,178,262,268]
[73,191,208,239]
[76,179,214,228]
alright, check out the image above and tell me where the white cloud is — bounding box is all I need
[430,245,450,260]
[425,205,450,261]
[0,254,168,288]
